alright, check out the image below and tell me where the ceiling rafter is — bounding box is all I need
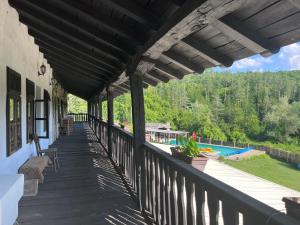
[161,52,201,74]
[101,0,161,30]
[52,0,145,45]
[40,49,111,78]
[38,43,115,76]
[14,8,128,65]
[46,58,109,82]
[31,31,120,74]
[26,28,121,73]
[148,70,170,83]
[181,38,233,67]
[17,0,135,55]
[144,73,162,83]
[211,15,279,56]
[143,76,158,86]
[53,70,101,87]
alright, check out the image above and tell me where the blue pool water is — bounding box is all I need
[169,140,242,156]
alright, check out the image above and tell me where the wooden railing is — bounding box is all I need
[67,113,88,122]
[111,125,137,192]
[88,115,298,225]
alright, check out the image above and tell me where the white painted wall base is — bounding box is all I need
[0,174,24,225]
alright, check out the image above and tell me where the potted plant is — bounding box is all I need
[171,136,208,171]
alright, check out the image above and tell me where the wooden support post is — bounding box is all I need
[98,95,103,120]
[107,87,114,157]
[87,101,91,124]
[129,72,146,210]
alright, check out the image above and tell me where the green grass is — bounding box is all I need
[223,155,300,192]
[249,140,300,153]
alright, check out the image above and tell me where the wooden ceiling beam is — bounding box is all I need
[142,56,185,79]
[101,0,161,30]
[288,0,300,10]
[147,70,170,83]
[54,74,91,100]
[17,0,135,55]
[181,38,233,67]
[38,42,115,76]
[154,63,184,79]
[143,76,158,86]
[26,28,122,73]
[15,8,127,64]
[53,70,101,87]
[161,52,203,74]
[40,49,111,78]
[144,73,161,84]
[111,84,129,93]
[46,58,109,82]
[212,15,279,56]
[31,31,119,74]
[52,0,145,45]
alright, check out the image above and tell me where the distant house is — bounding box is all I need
[146,123,171,131]
[145,123,188,143]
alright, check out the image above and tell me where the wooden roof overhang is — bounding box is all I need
[9,0,300,100]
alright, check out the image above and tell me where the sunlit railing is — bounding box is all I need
[88,115,298,225]
[67,113,88,122]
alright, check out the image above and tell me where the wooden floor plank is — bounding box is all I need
[18,123,147,225]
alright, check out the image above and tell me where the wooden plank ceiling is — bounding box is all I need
[9,0,300,100]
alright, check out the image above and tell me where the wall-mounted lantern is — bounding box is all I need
[49,77,58,86]
[38,63,46,76]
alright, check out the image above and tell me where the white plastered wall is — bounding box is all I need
[0,0,58,174]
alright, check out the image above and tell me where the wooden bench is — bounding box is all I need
[19,156,52,183]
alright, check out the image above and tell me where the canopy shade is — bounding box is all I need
[9,0,300,100]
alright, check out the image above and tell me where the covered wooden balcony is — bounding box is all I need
[17,116,300,225]
[6,0,300,224]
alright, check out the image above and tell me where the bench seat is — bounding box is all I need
[19,156,52,183]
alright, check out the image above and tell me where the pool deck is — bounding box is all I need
[151,143,300,212]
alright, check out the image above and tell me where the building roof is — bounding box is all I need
[9,0,300,100]
[146,128,189,135]
[146,123,171,130]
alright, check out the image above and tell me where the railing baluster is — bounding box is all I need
[148,150,152,213]
[207,192,220,225]
[222,202,239,225]
[165,165,171,225]
[177,174,187,225]
[151,153,156,220]
[195,186,205,225]
[155,156,161,224]
[160,160,166,225]
[170,169,178,225]
[186,181,196,225]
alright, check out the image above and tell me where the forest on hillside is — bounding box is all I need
[111,70,300,150]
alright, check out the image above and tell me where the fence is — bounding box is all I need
[199,138,300,164]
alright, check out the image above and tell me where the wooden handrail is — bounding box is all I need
[67,113,88,122]
[88,114,298,225]
[142,142,298,225]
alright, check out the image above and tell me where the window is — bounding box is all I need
[26,79,35,143]
[7,68,22,156]
[34,90,50,138]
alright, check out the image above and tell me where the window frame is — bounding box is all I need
[6,68,22,156]
[26,79,35,143]
[34,99,49,139]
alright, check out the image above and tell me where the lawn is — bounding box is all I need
[223,155,300,192]
[249,140,300,153]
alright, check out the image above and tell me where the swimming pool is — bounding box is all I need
[169,140,242,156]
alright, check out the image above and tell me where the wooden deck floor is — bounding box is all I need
[18,123,147,225]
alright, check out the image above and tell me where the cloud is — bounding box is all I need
[234,58,261,69]
[279,43,300,70]
[214,42,300,72]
